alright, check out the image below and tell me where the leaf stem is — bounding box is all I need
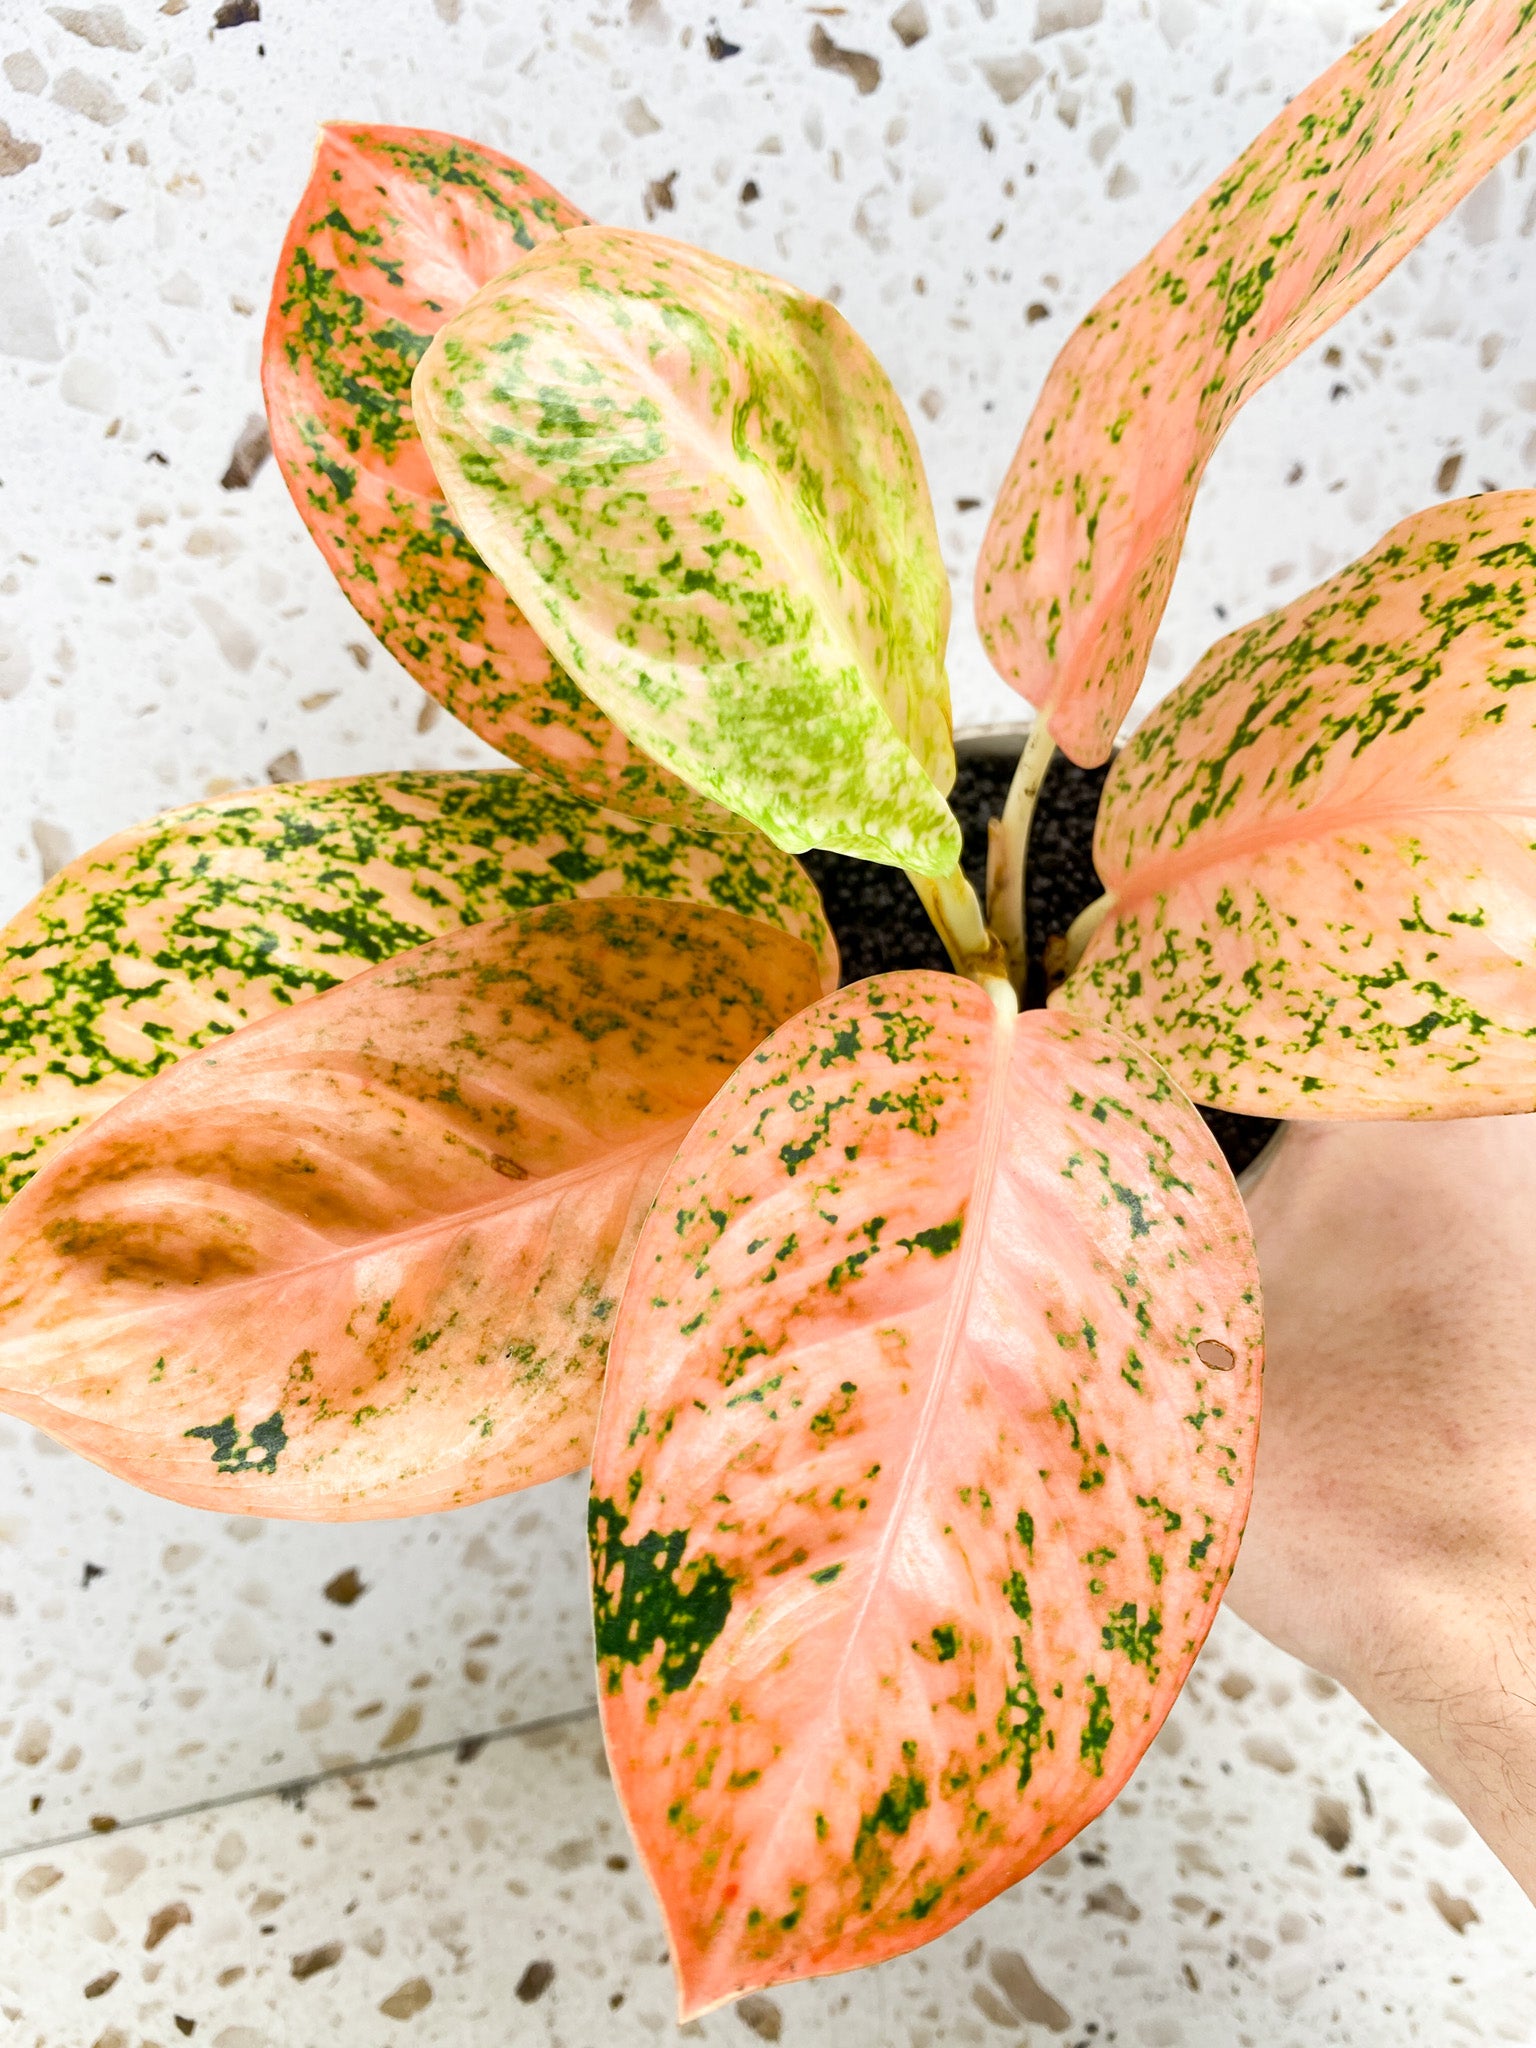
[986,716,1056,997]
[1063,891,1113,977]
[906,863,1011,994]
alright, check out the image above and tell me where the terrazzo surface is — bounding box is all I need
[1,0,1534,2039]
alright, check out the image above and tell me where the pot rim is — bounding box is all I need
[952,719,1033,761]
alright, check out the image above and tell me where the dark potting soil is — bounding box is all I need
[798,746,1280,1179]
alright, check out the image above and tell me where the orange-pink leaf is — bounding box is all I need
[0,769,835,1209]
[0,900,822,1518]
[975,0,1536,767]
[262,123,711,821]
[591,975,1260,2012]
[1060,492,1536,1118]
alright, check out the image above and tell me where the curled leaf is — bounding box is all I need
[0,769,835,1208]
[592,975,1259,2011]
[263,122,708,820]
[976,0,1536,766]
[414,225,961,875]
[1060,493,1536,1117]
[0,901,825,1518]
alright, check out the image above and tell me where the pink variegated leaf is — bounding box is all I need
[262,123,714,822]
[591,974,1260,2012]
[0,769,835,1210]
[976,0,1536,767]
[0,901,823,1518]
[1059,493,1536,1119]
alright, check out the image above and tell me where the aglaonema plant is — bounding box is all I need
[0,0,1531,2017]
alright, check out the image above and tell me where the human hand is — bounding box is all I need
[1228,1115,1536,1900]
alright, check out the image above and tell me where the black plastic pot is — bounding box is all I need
[798,725,1281,1181]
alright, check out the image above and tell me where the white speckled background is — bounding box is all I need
[1,0,1534,2041]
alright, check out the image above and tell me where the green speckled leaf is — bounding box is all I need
[592,976,1259,2012]
[263,122,713,822]
[0,769,836,1207]
[413,225,961,875]
[0,901,825,1518]
[976,0,1536,767]
[1060,493,1536,1117]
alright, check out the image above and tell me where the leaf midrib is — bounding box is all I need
[0,1116,689,1382]
[734,993,1017,1884]
[1107,795,1536,917]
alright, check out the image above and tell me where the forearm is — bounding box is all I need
[1228,1116,1536,1905]
[1343,1561,1536,1900]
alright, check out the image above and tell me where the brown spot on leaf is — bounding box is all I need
[1196,1338,1235,1371]
[145,1901,192,1950]
[809,22,880,94]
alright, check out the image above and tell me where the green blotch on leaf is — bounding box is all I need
[1003,1571,1032,1627]
[1080,1678,1114,1777]
[999,1641,1046,1790]
[589,1494,734,1697]
[852,1741,929,1911]
[897,1215,963,1257]
[1099,1601,1162,1678]
[183,1410,288,1477]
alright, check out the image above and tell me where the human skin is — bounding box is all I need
[1228,1116,1536,1901]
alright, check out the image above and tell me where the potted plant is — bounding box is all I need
[0,0,1532,2019]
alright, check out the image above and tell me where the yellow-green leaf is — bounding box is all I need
[413,225,961,875]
